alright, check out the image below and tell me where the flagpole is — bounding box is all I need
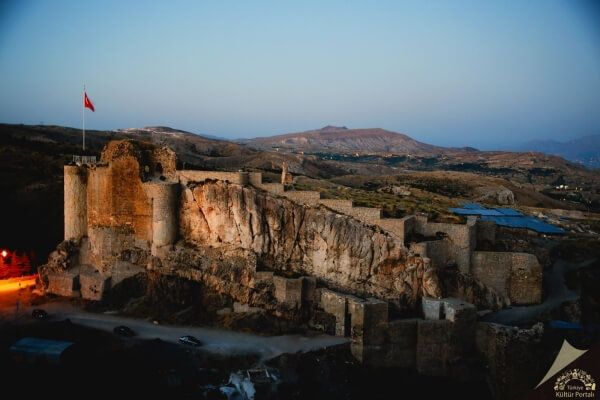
[82,84,86,152]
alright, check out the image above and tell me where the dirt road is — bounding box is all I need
[18,300,349,360]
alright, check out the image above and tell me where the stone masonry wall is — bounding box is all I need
[377,216,414,242]
[87,157,153,242]
[64,165,88,240]
[413,215,476,273]
[177,170,248,185]
[282,190,321,206]
[143,181,179,255]
[471,251,541,305]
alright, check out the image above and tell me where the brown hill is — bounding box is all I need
[241,126,444,155]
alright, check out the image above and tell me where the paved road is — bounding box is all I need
[27,301,349,360]
[482,258,595,326]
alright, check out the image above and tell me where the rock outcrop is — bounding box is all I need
[179,180,441,307]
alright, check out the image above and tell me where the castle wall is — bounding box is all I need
[248,172,263,187]
[508,253,542,305]
[273,276,303,307]
[377,216,414,243]
[411,239,455,269]
[282,190,321,206]
[144,182,179,255]
[347,207,382,224]
[471,251,542,305]
[64,165,88,240]
[47,271,79,297]
[177,170,248,185]
[475,220,496,250]
[414,216,476,273]
[79,272,110,301]
[319,199,353,214]
[257,182,285,194]
[86,158,153,243]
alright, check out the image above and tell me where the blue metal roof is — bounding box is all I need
[449,208,503,216]
[450,203,565,234]
[493,208,523,217]
[10,337,74,363]
[461,203,487,210]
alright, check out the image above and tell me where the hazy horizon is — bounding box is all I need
[1,0,599,149]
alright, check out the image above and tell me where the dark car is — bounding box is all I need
[113,325,136,337]
[178,335,202,346]
[31,309,48,320]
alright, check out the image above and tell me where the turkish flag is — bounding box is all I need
[84,92,95,112]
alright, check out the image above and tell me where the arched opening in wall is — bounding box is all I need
[155,163,163,175]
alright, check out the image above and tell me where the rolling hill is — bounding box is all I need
[240,125,446,155]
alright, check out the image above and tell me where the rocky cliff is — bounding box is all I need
[179,180,441,307]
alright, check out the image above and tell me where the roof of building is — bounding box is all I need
[449,203,565,234]
[9,337,75,363]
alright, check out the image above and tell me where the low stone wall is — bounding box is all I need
[273,275,318,307]
[80,272,110,301]
[319,199,382,225]
[319,199,353,214]
[282,190,321,206]
[177,170,248,185]
[47,271,80,297]
[273,276,303,307]
[257,183,285,194]
[248,172,263,187]
[471,251,542,305]
[319,289,350,337]
[347,207,382,224]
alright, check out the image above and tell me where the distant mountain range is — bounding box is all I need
[515,135,600,169]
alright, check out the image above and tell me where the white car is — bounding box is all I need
[178,335,202,346]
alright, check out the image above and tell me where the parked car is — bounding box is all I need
[31,309,48,320]
[113,325,136,337]
[178,335,202,346]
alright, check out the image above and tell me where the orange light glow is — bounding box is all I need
[1,250,7,258]
[0,275,36,293]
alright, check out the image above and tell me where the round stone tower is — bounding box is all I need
[144,181,179,255]
[64,165,88,240]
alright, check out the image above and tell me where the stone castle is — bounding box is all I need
[41,139,544,386]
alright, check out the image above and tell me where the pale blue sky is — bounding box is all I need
[1,0,599,148]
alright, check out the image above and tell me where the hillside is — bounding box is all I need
[241,125,445,155]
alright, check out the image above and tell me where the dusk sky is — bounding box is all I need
[1,0,599,148]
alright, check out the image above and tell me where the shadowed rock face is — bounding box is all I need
[179,180,441,306]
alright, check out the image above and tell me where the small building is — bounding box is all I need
[9,337,75,365]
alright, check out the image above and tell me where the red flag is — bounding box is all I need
[84,92,95,112]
